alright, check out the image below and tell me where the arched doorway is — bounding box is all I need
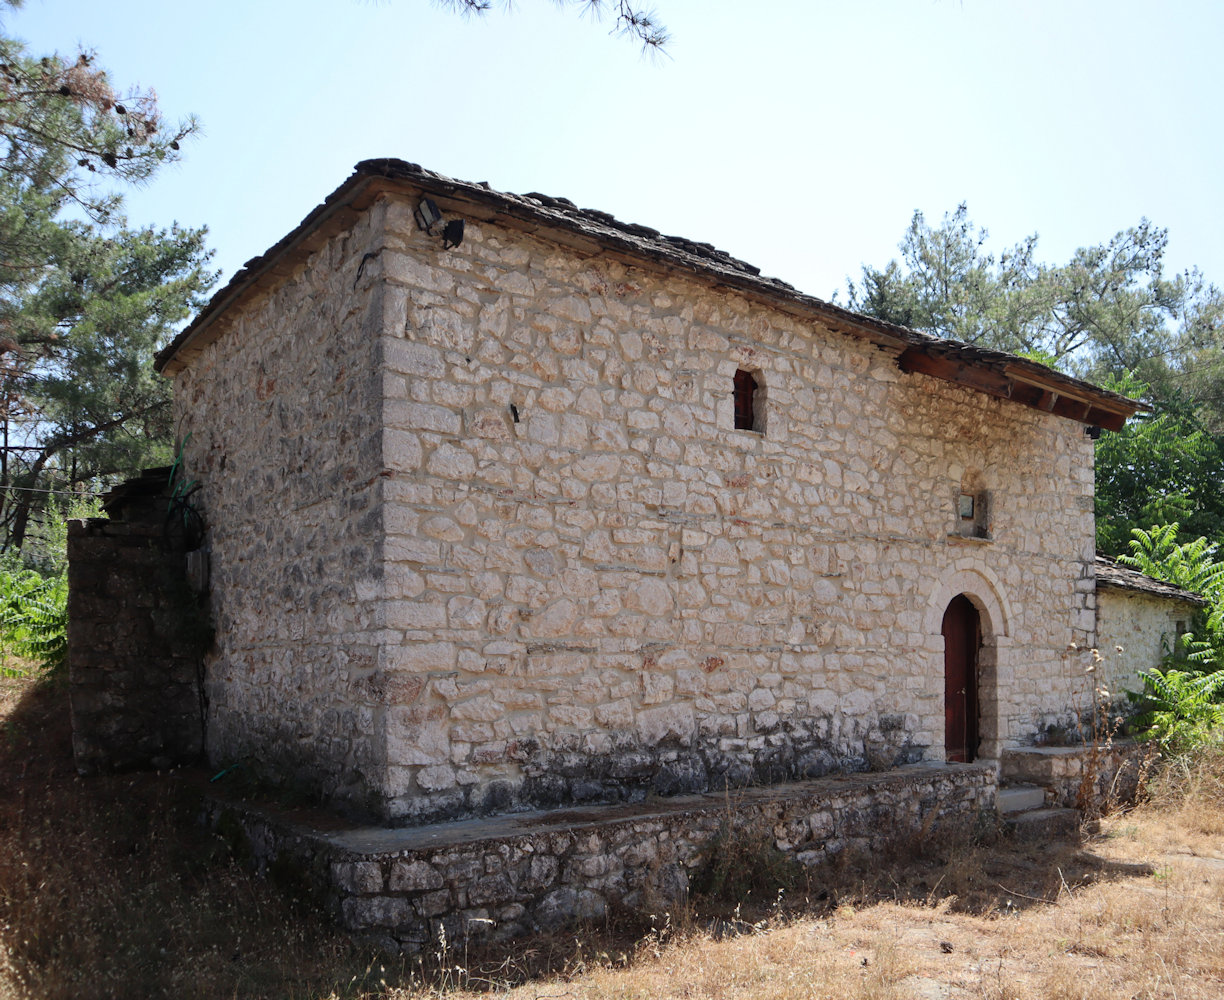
[942,594,981,763]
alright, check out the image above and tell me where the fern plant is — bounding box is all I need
[1129,668,1224,752]
[1119,524,1224,671]
[0,567,68,675]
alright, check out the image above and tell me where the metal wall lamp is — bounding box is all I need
[414,197,442,234]
[414,197,465,251]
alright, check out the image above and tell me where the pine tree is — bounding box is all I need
[438,0,669,49]
[0,2,214,555]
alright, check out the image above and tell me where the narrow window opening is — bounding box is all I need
[955,471,991,539]
[734,369,759,432]
[1174,619,1189,659]
[971,493,990,538]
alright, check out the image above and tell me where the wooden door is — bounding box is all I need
[942,594,980,763]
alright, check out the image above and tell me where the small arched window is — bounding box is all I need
[734,369,760,432]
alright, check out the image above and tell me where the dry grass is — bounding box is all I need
[1134,744,1224,840]
[0,670,383,999]
[1,669,1222,1000]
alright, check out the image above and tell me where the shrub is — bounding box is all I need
[1128,667,1224,753]
[1120,525,1224,752]
[692,814,806,905]
[0,567,68,675]
[1119,524,1224,670]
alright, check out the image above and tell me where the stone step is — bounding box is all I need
[1004,807,1082,840]
[997,785,1046,814]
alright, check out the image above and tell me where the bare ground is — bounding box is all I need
[1,669,1220,1000]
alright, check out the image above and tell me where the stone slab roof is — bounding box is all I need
[1095,556,1207,606]
[155,158,1143,430]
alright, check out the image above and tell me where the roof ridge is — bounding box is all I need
[152,158,1146,429]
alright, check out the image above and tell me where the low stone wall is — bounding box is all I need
[67,479,207,775]
[1001,741,1151,811]
[205,761,994,951]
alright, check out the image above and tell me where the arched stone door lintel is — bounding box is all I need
[924,567,1011,641]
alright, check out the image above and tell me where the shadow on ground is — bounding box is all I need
[0,672,1158,999]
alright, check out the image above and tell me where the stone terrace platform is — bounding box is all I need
[203,761,995,952]
[1001,740,1148,809]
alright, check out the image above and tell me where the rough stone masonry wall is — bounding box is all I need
[371,192,1098,824]
[212,761,994,952]
[172,190,1098,824]
[68,509,203,774]
[1002,743,1150,810]
[172,206,391,817]
[1095,587,1198,701]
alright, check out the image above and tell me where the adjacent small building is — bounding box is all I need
[1095,555,1207,701]
[152,159,1143,825]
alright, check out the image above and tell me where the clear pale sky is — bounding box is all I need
[7,0,1223,302]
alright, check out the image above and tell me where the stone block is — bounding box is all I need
[386,710,450,766]
[468,873,514,907]
[342,895,418,930]
[414,889,454,918]
[390,860,444,892]
[521,854,559,893]
[332,861,385,894]
[637,704,696,747]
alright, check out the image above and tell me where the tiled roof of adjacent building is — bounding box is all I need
[1095,556,1207,606]
[155,158,1144,430]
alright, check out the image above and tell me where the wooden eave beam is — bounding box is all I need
[1007,371,1134,431]
[897,348,1134,430]
[896,347,1015,398]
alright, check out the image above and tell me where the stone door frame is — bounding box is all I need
[926,567,1012,762]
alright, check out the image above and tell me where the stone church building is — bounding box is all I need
[153,159,1141,826]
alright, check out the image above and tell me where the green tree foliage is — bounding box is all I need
[846,206,1224,551]
[1120,525,1224,749]
[0,3,214,556]
[1120,523,1224,599]
[0,562,66,674]
[1119,524,1224,673]
[1129,668,1224,752]
[1173,317,1224,436]
[1094,374,1224,554]
[843,204,1224,395]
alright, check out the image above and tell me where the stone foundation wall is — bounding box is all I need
[68,508,204,774]
[207,761,994,951]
